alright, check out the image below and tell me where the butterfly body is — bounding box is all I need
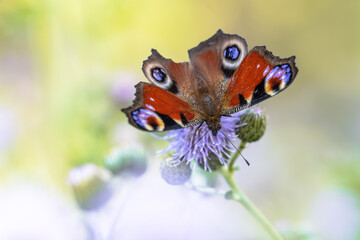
[191,79,223,136]
[122,30,298,136]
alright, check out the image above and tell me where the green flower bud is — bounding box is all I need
[237,108,267,143]
[104,148,147,177]
[68,164,112,210]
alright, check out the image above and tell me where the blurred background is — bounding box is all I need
[0,0,359,239]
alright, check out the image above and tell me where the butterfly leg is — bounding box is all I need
[189,121,205,148]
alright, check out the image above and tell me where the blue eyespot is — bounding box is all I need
[265,65,291,85]
[224,45,240,61]
[131,108,160,130]
[151,67,166,82]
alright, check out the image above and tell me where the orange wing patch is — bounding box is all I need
[224,46,297,113]
[142,84,195,123]
[122,83,200,132]
[225,50,271,107]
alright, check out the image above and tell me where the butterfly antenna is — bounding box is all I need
[180,128,210,162]
[220,130,250,166]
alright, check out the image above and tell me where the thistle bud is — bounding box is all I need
[104,148,147,177]
[160,159,192,185]
[237,108,267,143]
[68,164,112,210]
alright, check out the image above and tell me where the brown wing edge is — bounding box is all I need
[121,82,149,130]
[142,49,171,78]
[188,29,248,61]
[251,46,298,84]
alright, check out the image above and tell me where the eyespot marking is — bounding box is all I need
[264,64,292,96]
[131,108,165,131]
[224,45,240,61]
[151,67,166,82]
[221,38,247,76]
[144,62,176,93]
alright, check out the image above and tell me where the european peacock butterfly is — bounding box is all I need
[122,30,298,136]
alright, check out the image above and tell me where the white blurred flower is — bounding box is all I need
[88,167,263,240]
[0,182,88,240]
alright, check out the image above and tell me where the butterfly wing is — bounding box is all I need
[123,30,298,132]
[122,82,202,132]
[188,30,248,97]
[141,49,200,106]
[122,48,205,132]
[223,46,298,114]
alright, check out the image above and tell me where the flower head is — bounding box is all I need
[237,108,267,143]
[158,113,244,171]
[160,158,192,185]
[104,147,147,177]
[68,164,113,210]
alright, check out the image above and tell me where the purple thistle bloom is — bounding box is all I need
[157,112,245,171]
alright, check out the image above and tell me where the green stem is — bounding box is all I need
[221,141,283,240]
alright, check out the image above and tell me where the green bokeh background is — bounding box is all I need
[0,0,359,238]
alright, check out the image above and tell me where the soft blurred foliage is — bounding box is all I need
[0,0,359,239]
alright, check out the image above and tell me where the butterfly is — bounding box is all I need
[122,30,298,136]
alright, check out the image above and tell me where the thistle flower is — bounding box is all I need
[160,158,192,185]
[157,112,244,171]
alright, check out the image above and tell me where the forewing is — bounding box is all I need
[142,49,196,104]
[122,83,202,132]
[188,30,248,97]
[224,46,298,114]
